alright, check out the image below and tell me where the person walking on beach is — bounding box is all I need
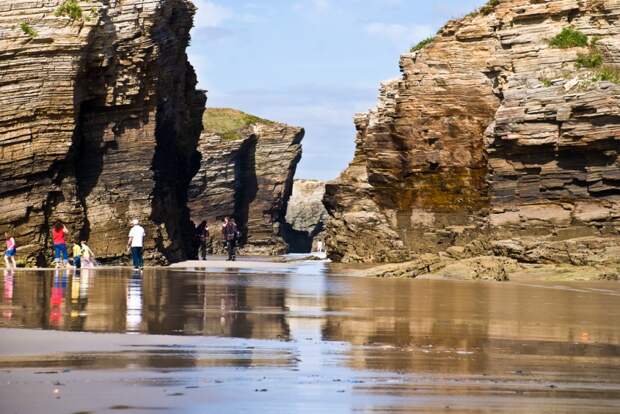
[127,219,145,270]
[72,241,81,269]
[222,217,238,261]
[196,220,209,260]
[52,222,69,268]
[80,241,95,268]
[4,232,16,270]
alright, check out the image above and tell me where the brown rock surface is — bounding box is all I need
[188,108,304,255]
[0,0,205,265]
[325,0,620,264]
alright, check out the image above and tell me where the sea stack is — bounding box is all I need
[0,0,205,265]
[324,0,620,263]
[188,108,304,255]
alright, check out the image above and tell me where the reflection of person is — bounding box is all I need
[3,269,14,320]
[196,220,209,260]
[50,269,68,327]
[52,222,69,268]
[79,268,91,299]
[80,241,95,268]
[72,241,81,269]
[127,219,145,270]
[222,217,238,261]
[126,272,143,332]
[4,232,16,270]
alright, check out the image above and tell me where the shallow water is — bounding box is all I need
[1,263,620,413]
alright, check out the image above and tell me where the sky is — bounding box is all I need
[187,0,488,180]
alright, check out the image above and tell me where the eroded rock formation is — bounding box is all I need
[0,0,205,265]
[325,0,620,263]
[188,108,304,255]
[283,179,327,253]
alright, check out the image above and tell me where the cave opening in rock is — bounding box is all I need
[151,100,198,263]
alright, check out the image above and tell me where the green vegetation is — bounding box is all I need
[19,21,37,38]
[545,27,618,84]
[593,65,620,84]
[55,0,83,21]
[410,36,434,52]
[88,6,99,20]
[549,27,589,48]
[480,0,500,15]
[540,78,553,87]
[203,108,274,141]
[576,49,603,68]
[15,257,29,268]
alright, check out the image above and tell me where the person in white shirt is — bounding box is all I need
[127,219,145,270]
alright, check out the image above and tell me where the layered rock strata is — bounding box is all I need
[188,108,304,255]
[283,179,327,253]
[325,0,620,263]
[0,0,205,265]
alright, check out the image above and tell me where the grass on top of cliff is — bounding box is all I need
[203,108,274,141]
[410,36,435,52]
[479,0,500,15]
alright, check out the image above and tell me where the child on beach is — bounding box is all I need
[4,232,16,270]
[72,241,82,269]
[80,241,95,268]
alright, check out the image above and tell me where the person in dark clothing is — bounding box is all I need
[196,220,209,260]
[222,217,238,261]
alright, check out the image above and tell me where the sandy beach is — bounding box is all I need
[1,261,620,413]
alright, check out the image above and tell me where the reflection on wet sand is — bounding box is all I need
[1,265,620,413]
[1,269,292,340]
[2,269,13,320]
[322,278,620,379]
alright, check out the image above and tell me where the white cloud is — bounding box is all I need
[194,1,233,29]
[364,22,433,49]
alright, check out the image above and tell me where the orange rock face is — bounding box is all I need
[325,0,620,263]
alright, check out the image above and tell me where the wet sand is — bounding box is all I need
[1,262,620,413]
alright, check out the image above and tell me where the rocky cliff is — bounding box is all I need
[188,108,304,255]
[0,0,205,265]
[325,0,620,263]
[284,179,327,253]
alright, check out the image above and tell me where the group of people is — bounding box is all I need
[3,218,146,271]
[50,223,95,269]
[4,216,245,269]
[192,216,241,261]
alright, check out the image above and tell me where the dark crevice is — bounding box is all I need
[282,221,325,254]
[233,136,259,244]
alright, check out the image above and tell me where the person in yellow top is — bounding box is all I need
[80,241,95,268]
[72,241,81,269]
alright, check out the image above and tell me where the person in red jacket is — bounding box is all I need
[52,222,69,268]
